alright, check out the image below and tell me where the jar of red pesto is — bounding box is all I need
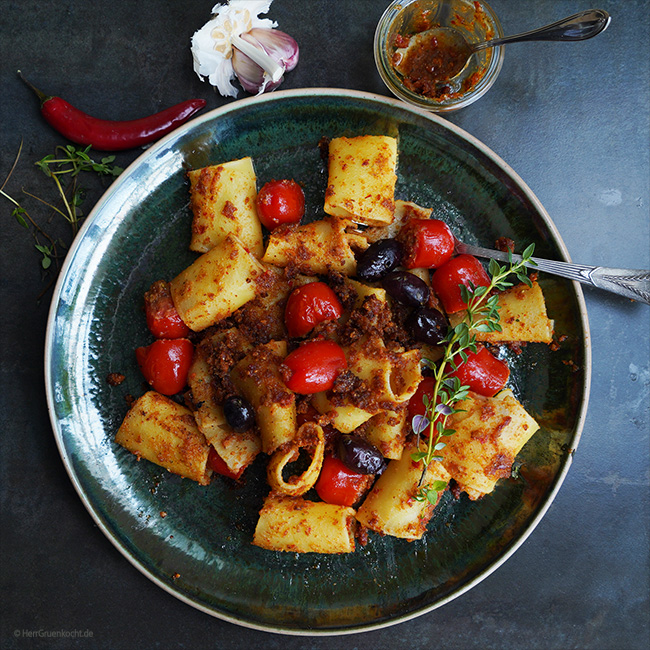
[374,0,505,112]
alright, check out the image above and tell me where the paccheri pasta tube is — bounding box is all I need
[187,332,260,476]
[345,336,422,404]
[253,493,356,553]
[359,408,408,460]
[115,391,212,485]
[267,422,325,496]
[188,157,264,257]
[230,340,296,454]
[170,233,263,331]
[441,389,540,500]
[261,217,368,275]
[448,280,554,344]
[324,135,398,226]
[356,440,451,540]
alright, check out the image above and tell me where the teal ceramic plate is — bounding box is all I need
[45,89,590,635]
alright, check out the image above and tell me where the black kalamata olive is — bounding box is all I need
[223,395,255,432]
[356,239,403,283]
[338,434,386,475]
[382,270,430,307]
[407,307,449,345]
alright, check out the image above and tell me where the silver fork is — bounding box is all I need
[455,242,650,305]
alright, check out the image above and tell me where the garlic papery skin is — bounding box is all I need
[231,29,300,95]
[191,0,278,97]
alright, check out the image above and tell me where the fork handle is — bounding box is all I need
[457,243,650,305]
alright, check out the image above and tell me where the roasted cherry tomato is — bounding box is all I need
[448,347,510,397]
[143,280,190,339]
[284,282,344,338]
[207,447,244,480]
[398,218,455,269]
[283,340,347,394]
[315,455,368,507]
[407,376,436,420]
[135,338,193,395]
[431,254,491,314]
[256,179,305,230]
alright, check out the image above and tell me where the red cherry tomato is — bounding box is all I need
[448,347,510,397]
[135,338,193,395]
[143,280,190,339]
[431,254,491,314]
[256,179,305,230]
[207,447,244,480]
[284,282,344,338]
[399,218,455,269]
[283,340,347,394]
[315,455,368,507]
[407,376,436,420]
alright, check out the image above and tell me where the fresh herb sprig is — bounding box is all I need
[33,144,122,234]
[412,245,537,503]
[2,142,122,277]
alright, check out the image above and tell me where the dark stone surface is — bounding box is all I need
[1,0,648,648]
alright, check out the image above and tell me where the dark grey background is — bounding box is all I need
[1,0,648,648]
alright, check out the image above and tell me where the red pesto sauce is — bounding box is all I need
[390,1,492,101]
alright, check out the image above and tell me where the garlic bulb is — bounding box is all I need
[191,0,299,98]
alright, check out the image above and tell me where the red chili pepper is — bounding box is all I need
[18,71,206,151]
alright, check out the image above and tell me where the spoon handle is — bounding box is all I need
[456,242,650,305]
[473,9,611,52]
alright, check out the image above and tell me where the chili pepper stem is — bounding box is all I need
[17,71,52,106]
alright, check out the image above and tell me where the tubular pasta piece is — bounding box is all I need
[187,334,260,476]
[356,440,451,539]
[448,280,554,344]
[359,408,407,460]
[261,217,367,276]
[253,494,356,553]
[230,340,296,454]
[115,391,212,485]
[188,157,264,257]
[267,422,325,496]
[311,391,375,434]
[441,389,540,500]
[346,336,422,404]
[170,234,264,331]
[324,135,397,226]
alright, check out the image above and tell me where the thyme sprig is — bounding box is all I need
[34,144,122,234]
[412,245,537,503]
[2,143,122,275]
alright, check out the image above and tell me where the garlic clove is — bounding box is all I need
[244,28,299,72]
[231,32,284,84]
[232,47,282,95]
[232,28,299,95]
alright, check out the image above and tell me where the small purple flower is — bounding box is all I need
[435,403,453,417]
[412,415,430,435]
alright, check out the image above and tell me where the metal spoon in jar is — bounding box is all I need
[455,241,650,306]
[394,9,611,84]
